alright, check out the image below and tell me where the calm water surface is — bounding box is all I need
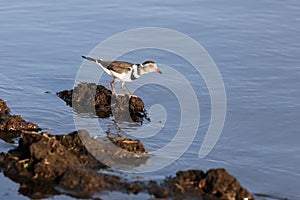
[1,0,300,199]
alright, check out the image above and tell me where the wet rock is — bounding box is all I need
[0,130,254,200]
[0,99,10,114]
[111,95,149,122]
[57,82,149,122]
[5,115,40,132]
[77,130,149,167]
[0,98,254,199]
[109,135,147,154]
[55,131,107,169]
[147,169,254,200]
[202,168,253,200]
[0,99,40,143]
[0,130,147,198]
[0,131,20,144]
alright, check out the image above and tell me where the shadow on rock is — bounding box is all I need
[57,82,150,122]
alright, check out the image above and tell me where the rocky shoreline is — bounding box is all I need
[0,84,254,199]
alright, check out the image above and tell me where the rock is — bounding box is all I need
[0,99,41,143]
[0,97,254,199]
[109,135,147,154]
[201,168,253,200]
[0,131,254,200]
[57,82,150,122]
[150,169,254,200]
[0,99,10,114]
[0,129,254,200]
[0,130,147,198]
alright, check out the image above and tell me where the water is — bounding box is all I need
[1,0,300,199]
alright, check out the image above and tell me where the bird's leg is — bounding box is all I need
[121,82,130,95]
[110,80,121,96]
[121,82,137,98]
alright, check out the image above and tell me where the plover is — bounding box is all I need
[82,56,162,97]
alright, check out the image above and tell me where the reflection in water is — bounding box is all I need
[1,0,300,199]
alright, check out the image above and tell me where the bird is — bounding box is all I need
[81,56,162,97]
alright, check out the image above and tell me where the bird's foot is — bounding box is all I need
[114,94,125,98]
[126,94,138,98]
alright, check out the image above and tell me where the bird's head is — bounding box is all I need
[142,61,162,74]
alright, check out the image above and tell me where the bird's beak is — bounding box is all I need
[156,69,162,74]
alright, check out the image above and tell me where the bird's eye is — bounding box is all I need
[127,68,131,71]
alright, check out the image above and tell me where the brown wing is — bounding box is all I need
[98,60,133,74]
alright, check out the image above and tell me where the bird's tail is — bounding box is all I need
[81,55,99,63]
[81,55,112,75]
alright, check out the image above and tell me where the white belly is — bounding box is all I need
[111,70,133,82]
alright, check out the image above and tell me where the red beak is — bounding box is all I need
[156,69,162,74]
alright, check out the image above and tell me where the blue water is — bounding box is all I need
[1,0,300,199]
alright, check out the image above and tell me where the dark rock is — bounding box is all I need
[0,97,254,199]
[0,130,147,198]
[0,99,10,114]
[0,99,40,143]
[76,130,149,167]
[0,129,254,200]
[0,131,20,144]
[109,135,147,154]
[6,115,40,132]
[150,169,254,200]
[202,168,253,200]
[57,82,150,122]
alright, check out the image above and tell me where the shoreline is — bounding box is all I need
[0,84,254,199]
